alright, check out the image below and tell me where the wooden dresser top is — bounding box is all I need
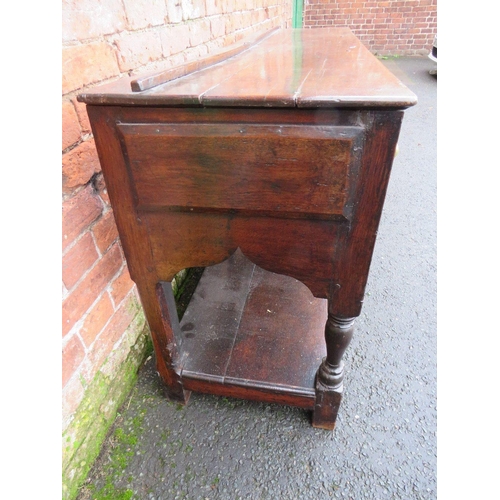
[78,28,417,109]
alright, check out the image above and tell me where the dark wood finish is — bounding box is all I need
[178,249,327,409]
[312,315,355,430]
[78,28,416,109]
[78,28,416,430]
[117,122,363,219]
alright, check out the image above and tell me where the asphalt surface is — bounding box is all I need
[78,56,437,500]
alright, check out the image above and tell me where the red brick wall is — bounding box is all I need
[303,0,437,55]
[62,0,293,427]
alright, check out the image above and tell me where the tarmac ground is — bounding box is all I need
[77,56,437,500]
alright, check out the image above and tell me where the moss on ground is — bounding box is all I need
[62,309,149,500]
[81,409,148,500]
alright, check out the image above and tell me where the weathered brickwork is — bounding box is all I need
[303,0,437,55]
[62,2,292,498]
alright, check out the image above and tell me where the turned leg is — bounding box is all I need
[312,313,355,430]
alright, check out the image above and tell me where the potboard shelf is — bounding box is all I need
[178,250,327,409]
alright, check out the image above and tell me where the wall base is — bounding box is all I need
[62,311,151,500]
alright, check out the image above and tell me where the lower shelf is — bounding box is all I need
[178,249,327,409]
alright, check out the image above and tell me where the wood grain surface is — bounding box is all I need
[78,28,417,109]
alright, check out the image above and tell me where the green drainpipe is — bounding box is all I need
[292,0,303,28]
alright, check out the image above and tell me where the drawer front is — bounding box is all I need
[118,122,364,220]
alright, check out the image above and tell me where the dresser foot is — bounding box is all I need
[312,314,354,430]
[159,379,191,404]
[312,380,343,430]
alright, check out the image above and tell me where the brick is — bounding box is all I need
[232,30,246,44]
[93,173,111,206]
[167,1,183,23]
[221,0,235,13]
[72,98,91,135]
[62,243,123,337]
[210,16,226,39]
[133,286,141,303]
[115,31,163,72]
[160,23,191,57]
[62,100,81,150]
[183,44,209,64]
[92,210,119,254]
[110,266,135,307]
[62,374,85,427]
[253,7,267,24]
[122,0,167,30]
[62,42,120,95]
[415,0,434,8]
[241,10,253,25]
[226,11,245,32]
[62,334,86,387]
[62,184,103,251]
[62,231,99,290]
[267,5,280,17]
[83,295,137,380]
[189,18,212,46]
[62,0,126,42]
[221,32,237,47]
[80,293,115,347]
[62,139,101,194]
[181,0,206,20]
[101,295,137,349]
[205,0,222,16]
